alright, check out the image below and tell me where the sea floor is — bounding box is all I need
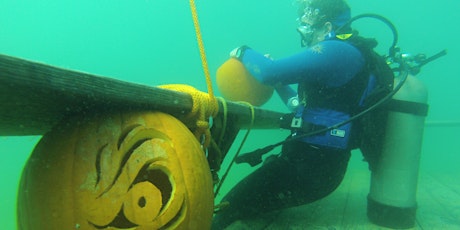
[225,154,460,230]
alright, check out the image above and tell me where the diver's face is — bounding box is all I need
[296,6,329,47]
[297,22,329,47]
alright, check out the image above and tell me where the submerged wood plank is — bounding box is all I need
[340,169,372,229]
[225,163,370,229]
[426,171,460,196]
[0,54,284,136]
[416,172,460,229]
[225,167,460,229]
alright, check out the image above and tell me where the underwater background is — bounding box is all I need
[0,0,459,229]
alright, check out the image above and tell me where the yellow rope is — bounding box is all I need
[159,84,217,149]
[156,2,221,149]
[155,0,219,150]
[187,1,257,210]
[189,0,218,113]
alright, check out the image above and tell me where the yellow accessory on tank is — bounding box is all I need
[17,111,214,230]
[216,58,274,106]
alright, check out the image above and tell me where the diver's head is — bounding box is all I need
[295,0,351,47]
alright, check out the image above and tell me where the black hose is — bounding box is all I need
[337,13,399,57]
[235,67,409,166]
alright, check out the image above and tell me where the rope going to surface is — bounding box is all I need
[189,0,218,110]
[188,1,256,203]
[187,2,256,207]
[157,1,220,149]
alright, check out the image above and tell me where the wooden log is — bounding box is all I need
[0,54,285,136]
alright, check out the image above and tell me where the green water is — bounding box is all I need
[1,0,459,229]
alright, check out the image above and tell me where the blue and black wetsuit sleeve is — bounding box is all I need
[239,40,365,88]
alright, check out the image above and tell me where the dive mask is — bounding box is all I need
[294,1,352,46]
[296,6,322,47]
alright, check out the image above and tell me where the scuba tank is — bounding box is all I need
[362,74,429,228]
[362,43,445,228]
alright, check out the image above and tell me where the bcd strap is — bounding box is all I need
[385,99,429,117]
[279,113,327,133]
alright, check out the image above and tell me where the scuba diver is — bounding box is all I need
[212,0,446,229]
[213,0,380,228]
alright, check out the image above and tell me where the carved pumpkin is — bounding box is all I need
[216,58,274,106]
[17,111,214,229]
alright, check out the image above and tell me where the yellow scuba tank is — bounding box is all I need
[367,74,428,229]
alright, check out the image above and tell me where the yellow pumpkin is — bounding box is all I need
[17,111,214,229]
[216,58,274,106]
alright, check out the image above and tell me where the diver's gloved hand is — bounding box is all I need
[229,45,250,60]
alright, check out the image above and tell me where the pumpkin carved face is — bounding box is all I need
[17,111,214,229]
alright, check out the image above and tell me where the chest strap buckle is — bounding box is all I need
[291,117,303,128]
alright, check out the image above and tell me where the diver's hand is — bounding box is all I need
[229,45,250,60]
